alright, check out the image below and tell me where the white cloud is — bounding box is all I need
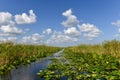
[112,20,120,37]
[0,12,13,25]
[22,36,31,43]
[62,9,72,17]
[31,33,44,41]
[43,28,52,34]
[118,28,120,33]
[64,27,80,37]
[78,23,101,39]
[78,23,99,32]
[112,20,120,27]
[0,37,7,42]
[1,25,23,35]
[0,10,37,38]
[114,34,120,38]
[0,9,102,46]
[0,10,38,44]
[61,9,79,27]
[7,37,17,41]
[84,32,99,38]
[0,33,9,37]
[15,10,36,24]
[0,37,17,43]
[22,33,44,44]
[46,31,78,45]
[61,9,101,41]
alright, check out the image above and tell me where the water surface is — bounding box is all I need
[0,49,64,80]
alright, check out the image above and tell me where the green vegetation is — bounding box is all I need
[0,42,61,75]
[37,40,120,80]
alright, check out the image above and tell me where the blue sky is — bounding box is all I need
[0,0,120,46]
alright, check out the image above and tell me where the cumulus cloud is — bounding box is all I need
[0,33,9,37]
[112,20,120,37]
[83,33,99,40]
[0,10,39,44]
[114,34,120,38]
[78,23,101,39]
[43,28,52,34]
[22,36,31,43]
[7,37,17,41]
[1,25,23,35]
[0,37,7,42]
[22,33,44,44]
[0,37,17,43]
[31,33,44,41]
[15,10,36,24]
[0,12,13,25]
[112,20,120,27]
[79,23,100,32]
[0,9,102,46]
[46,31,78,45]
[61,9,101,41]
[64,27,80,37]
[0,10,37,37]
[62,9,72,16]
[61,9,79,27]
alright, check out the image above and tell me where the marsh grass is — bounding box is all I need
[69,40,120,57]
[0,42,61,74]
[62,40,120,79]
[37,40,120,79]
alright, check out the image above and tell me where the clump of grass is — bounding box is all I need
[0,42,62,75]
[62,40,120,79]
[37,40,120,80]
[103,40,120,57]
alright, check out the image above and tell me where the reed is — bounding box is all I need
[0,42,61,75]
[37,40,120,79]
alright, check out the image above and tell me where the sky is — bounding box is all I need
[0,0,120,46]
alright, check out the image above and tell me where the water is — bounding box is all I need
[0,49,64,80]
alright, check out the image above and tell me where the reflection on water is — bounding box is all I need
[0,49,64,80]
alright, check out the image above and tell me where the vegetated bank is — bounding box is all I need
[37,40,120,80]
[0,42,62,75]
